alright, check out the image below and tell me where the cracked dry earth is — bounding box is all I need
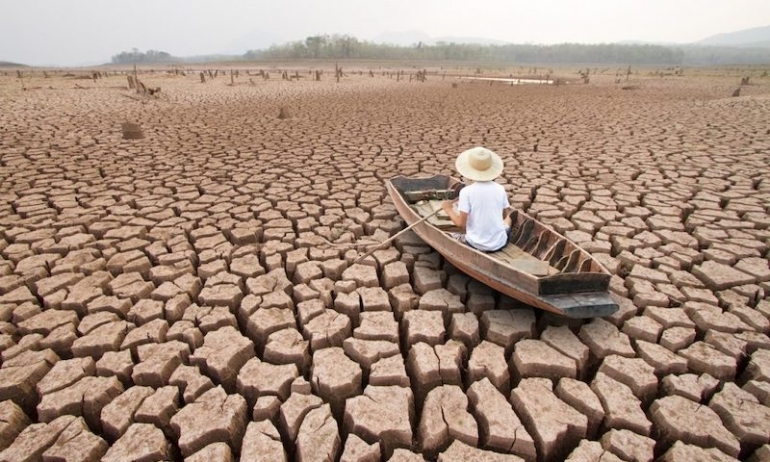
[0,68,769,462]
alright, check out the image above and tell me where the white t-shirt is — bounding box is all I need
[457,181,510,251]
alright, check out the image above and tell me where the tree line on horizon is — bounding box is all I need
[247,35,687,65]
[112,35,770,66]
[111,48,178,65]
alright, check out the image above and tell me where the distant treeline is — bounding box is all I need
[111,36,770,67]
[246,34,770,66]
[111,49,179,64]
[679,46,770,65]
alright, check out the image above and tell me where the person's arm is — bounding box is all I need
[503,207,514,228]
[500,186,512,224]
[441,200,467,230]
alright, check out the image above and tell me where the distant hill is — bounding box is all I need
[617,40,680,46]
[696,25,770,48]
[372,30,507,46]
[371,30,434,46]
[434,35,508,46]
[0,61,28,68]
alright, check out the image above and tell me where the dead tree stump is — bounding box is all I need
[200,72,206,83]
[121,122,144,140]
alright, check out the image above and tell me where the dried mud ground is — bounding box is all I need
[1,67,770,462]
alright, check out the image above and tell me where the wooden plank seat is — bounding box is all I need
[412,200,456,229]
[403,188,457,202]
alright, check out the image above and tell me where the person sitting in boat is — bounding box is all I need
[441,147,513,252]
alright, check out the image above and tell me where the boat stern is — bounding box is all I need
[540,291,619,318]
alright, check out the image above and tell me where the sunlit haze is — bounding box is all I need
[1,0,769,66]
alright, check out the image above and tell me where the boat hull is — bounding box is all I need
[387,175,618,318]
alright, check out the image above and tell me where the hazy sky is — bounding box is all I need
[1,0,768,66]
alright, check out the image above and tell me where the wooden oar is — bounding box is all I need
[354,206,444,264]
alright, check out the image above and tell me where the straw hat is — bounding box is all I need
[455,147,504,182]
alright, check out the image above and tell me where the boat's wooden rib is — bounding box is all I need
[533,231,552,259]
[554,254,569,272]
[387,175,617,318]
[562,250,581,273]
[512,219,534,247]
[545,240,566,266]
[521,234,539,253]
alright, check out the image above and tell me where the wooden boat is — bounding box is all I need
[387,175,618,318]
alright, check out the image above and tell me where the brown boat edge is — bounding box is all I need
[387,174,619,318]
